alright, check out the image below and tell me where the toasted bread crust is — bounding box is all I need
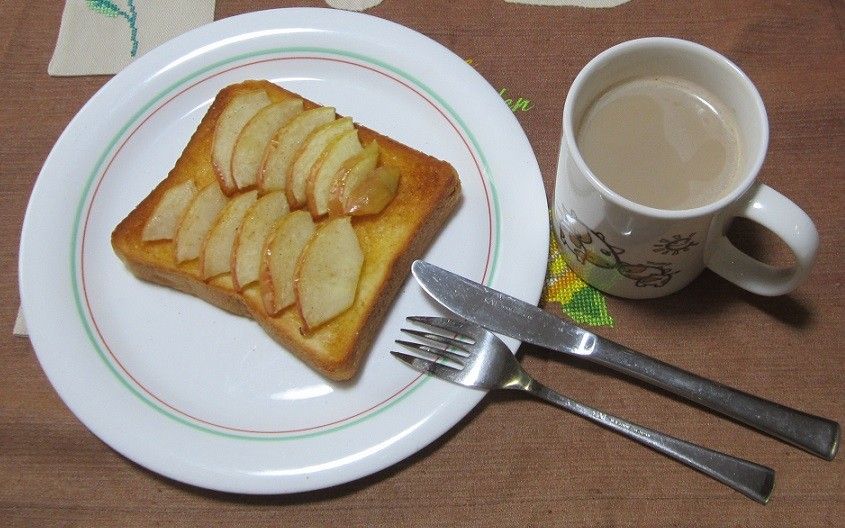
[111,80,460,380]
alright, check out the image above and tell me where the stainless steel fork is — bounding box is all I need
[392,316,775,504]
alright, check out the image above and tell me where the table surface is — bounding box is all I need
[2,1,842,526]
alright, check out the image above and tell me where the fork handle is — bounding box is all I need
[524,381,775,504]
[587,339,840,460]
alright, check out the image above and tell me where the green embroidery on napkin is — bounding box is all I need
[86,0,139,57]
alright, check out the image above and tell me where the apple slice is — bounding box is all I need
[258,107,335,194]
[294,216,363,331]
[231,99,304,190]
[231,191,290,290]
[211,90,272,195]
[200,190,258,280]
[306,129,363,218]
[327,140,379,216]
[142,179,198,241]
[345,165,401,216]
[286,117,354,208]
[174,182,228,263]
[259,210,316,315]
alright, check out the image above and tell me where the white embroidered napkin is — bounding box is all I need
[325,0,631,10]
[325,0,384,10]
[48,0,215,76]
[13,308,27,337]
[506,0,631,6]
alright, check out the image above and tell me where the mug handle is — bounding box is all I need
[706,183,818,296]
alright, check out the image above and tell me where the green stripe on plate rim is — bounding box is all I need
[68,46,502,440]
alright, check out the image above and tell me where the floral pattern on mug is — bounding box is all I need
[557,211,681,288]
[653,234,699,256]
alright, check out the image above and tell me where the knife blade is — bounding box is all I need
[412,261,596,355]
[411,259,840,460]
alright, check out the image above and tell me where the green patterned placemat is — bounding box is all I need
[542,229,614,327]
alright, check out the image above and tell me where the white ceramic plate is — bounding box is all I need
[19,8,548,494]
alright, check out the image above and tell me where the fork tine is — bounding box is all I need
[390,351,466,385]
[395,339,466,363]
[406,316,481,343]
[400,328,470,353]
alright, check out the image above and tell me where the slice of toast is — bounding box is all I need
[112,80,461,380]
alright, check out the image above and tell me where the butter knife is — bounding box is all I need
[411,260,840,460]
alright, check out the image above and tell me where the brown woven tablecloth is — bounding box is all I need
[2,1,842,526]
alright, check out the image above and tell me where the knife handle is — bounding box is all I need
[588,339,840,460]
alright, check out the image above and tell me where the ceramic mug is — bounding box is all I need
[552,37,818,299]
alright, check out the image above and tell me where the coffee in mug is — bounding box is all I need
[553,38,818,298]
[576,76,742,210]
